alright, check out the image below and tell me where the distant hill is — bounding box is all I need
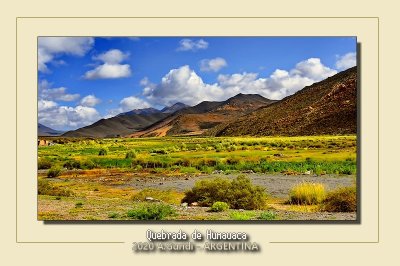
[38,123,64,136]
[161,102,189,113]
[62,102,191,138]
[128,93,276,137]
[62,113,169,138]
[117,107,161,116]
[211,66,357,137]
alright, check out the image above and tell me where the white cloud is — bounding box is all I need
[336,52,357,70]
[93,49,129,64]
[105,96,152,118]
[84,64,131,79]
[142,58,337,105]
[200,57,227,72]
[39,80,80,102]
[84,49,131,79]
[38,101,101,130]
[177,39,209,51]
[119,96,151,112]
[80,95,101,107]
[291,58,337,80]
[38,37,94,73]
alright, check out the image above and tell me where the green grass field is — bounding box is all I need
[39,135,356,175]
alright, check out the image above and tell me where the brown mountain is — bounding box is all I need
[62,113,169,138]
[128,93,276,137]
[211,66,357,137]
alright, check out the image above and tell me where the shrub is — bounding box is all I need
[125,150,138,159]
[230,211,254,220]
[259,211,277,220]
[63,160,81,170]
[127,203,176,220]
[227,175,268,210]
[322,186,357,212]
[182,175,268,210]
[289,182,326,205]
[98,148,108,156]
[210,201,229,212]
[82,160,96,169]
[75,202,84,208]
[38,158,52,169]
[47,166,62,178]
[38,179,73,197]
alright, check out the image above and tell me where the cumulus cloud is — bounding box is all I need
[176,39,209,51]
[38,37,94,73]
[200,57,227,72]
[336,52,357,70]
[38,99,101,130]
[80,95,101,107]
[39,80,80,102]
[142,58,337,106]
[104,96,152,118]
[84,49,131,79]
[142,65,224,106]
[120,96,151,111]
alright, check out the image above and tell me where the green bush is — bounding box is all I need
[230,211,255,220]
[127,203,176,220]
[63,160,81,170]
[38,179,73,197]
[182,175,268,210]
[98,148,108,156]
[38,158,52,169]
[47,166,62,178]
[82,160,96,169]
[227,175,268,210]
[259,211,277,220]
[125,150,138,159]
[210,201,229,212]
[289,182,326,205]
[323,186,357,212]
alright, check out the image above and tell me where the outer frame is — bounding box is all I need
[16,17,379,244]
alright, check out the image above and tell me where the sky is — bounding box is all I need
[37,36,357,131]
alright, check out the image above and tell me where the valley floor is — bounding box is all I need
[38,170,356,221]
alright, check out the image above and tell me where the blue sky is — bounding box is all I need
[38,37,357,131]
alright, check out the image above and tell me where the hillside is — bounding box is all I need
[128,93,276,137]
[62,113,169,138]
[38,123,64,136]
[211,66,357,136]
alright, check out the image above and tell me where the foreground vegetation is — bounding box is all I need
[38,135,357,220]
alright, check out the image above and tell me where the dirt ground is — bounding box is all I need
[122,173,356,198]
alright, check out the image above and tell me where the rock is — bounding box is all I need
[181,202,188,207]
[242,170,254,174]
[212,170,224,174]
[190,202,199,207]
[304,170,311,175]
[145,197,154,202]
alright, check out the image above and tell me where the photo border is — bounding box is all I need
[16,16,379,244]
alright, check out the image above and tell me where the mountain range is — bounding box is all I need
[38,123,64,137]
[211,66,357,136]
[39,67,357,138]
